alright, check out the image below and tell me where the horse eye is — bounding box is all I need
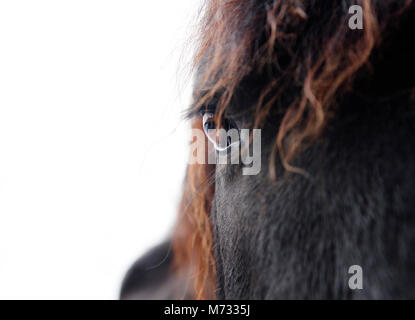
[202,112,239,151]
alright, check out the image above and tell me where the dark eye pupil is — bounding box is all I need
[204,121,216,131]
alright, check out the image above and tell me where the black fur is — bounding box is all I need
[211,2,415,300]
[213,90,415,299]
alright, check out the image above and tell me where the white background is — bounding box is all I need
[0,1,200,299]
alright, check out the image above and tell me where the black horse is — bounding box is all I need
[121,0,415,299]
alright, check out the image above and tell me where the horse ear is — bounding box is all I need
[172,117,216,300]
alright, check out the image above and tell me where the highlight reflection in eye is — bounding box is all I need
[202,112,240,152]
